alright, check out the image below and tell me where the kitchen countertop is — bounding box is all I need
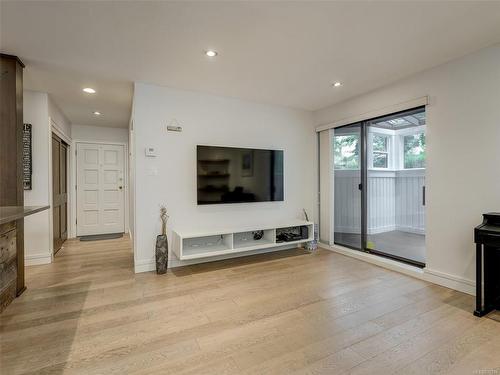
[0,206,50,225]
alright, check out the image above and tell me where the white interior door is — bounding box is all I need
[77,143,125,236]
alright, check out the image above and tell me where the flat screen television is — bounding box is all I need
[197,145,284,205]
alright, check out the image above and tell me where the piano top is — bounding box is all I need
[475,213,500,244]
[479,213,500,227]
[483,212,500,218]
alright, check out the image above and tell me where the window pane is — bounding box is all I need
[334,135,359,169]
[373,152,388,168]
[404,133,426,168]
[373,135,388,152]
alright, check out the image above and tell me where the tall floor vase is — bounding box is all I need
[155,234,168,274]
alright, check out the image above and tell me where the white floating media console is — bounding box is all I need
[172,220,314,261]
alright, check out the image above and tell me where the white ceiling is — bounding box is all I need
[2,1,500,128]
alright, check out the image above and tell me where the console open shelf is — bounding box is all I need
[172,220,314,261]
[181,233,233,260]
[233,229,275,250]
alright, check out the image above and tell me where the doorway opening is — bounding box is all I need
[333,107,426,267]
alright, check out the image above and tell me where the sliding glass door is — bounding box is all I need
[332,107,426,267]
[333,123,363,250]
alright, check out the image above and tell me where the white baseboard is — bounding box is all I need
[25,253,53,266]
[423,268,475,295]
[134,258,155,273]
[321,242,475,296]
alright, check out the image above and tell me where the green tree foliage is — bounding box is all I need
[372,135,387,152]
[334,135,359,169]
[404,133,426,168]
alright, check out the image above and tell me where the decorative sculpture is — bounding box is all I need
[155,205,169,274]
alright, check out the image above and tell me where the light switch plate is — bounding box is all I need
[145,147,157,157]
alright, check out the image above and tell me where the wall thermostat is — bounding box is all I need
[167,118,182,132]
[145,147,157,157]
[167,125,182,132]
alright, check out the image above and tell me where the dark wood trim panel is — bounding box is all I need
[15,60,25,296]
[52,133,68,254]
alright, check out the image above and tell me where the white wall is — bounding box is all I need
[23,91,72,265]
[70,124,130,238]
[132,83,315,272]
[23,91,51,265]
[72,124,128,143]
[48,98,71,138]
[315,44,500,293]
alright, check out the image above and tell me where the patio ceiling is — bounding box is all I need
[371,109,426,130]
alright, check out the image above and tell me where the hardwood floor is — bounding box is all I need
[1,235,499,374]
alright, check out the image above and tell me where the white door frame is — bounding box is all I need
[72,141,129,238]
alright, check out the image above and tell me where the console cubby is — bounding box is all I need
[275,225,310,244]
[182,234,233,259]
[233,229,275,250]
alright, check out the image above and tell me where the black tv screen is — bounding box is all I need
[197,145,284,205]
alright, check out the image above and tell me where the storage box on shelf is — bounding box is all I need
[172,221,313,261]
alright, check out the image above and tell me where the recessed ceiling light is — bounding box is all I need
[93,111,101,116]
[83,87,96,94]
[205,50,218,57]
[333,82,342,87]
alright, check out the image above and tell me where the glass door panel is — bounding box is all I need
[333,123,362,250]
[366,108,426,266]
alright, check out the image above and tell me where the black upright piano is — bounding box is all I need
[474,212,500,316]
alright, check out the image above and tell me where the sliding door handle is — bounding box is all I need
[422,186,426,206]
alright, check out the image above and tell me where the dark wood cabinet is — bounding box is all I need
[0,221,17,312]
[0,53,26,312]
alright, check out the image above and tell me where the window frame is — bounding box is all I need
[368,129,393,170]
